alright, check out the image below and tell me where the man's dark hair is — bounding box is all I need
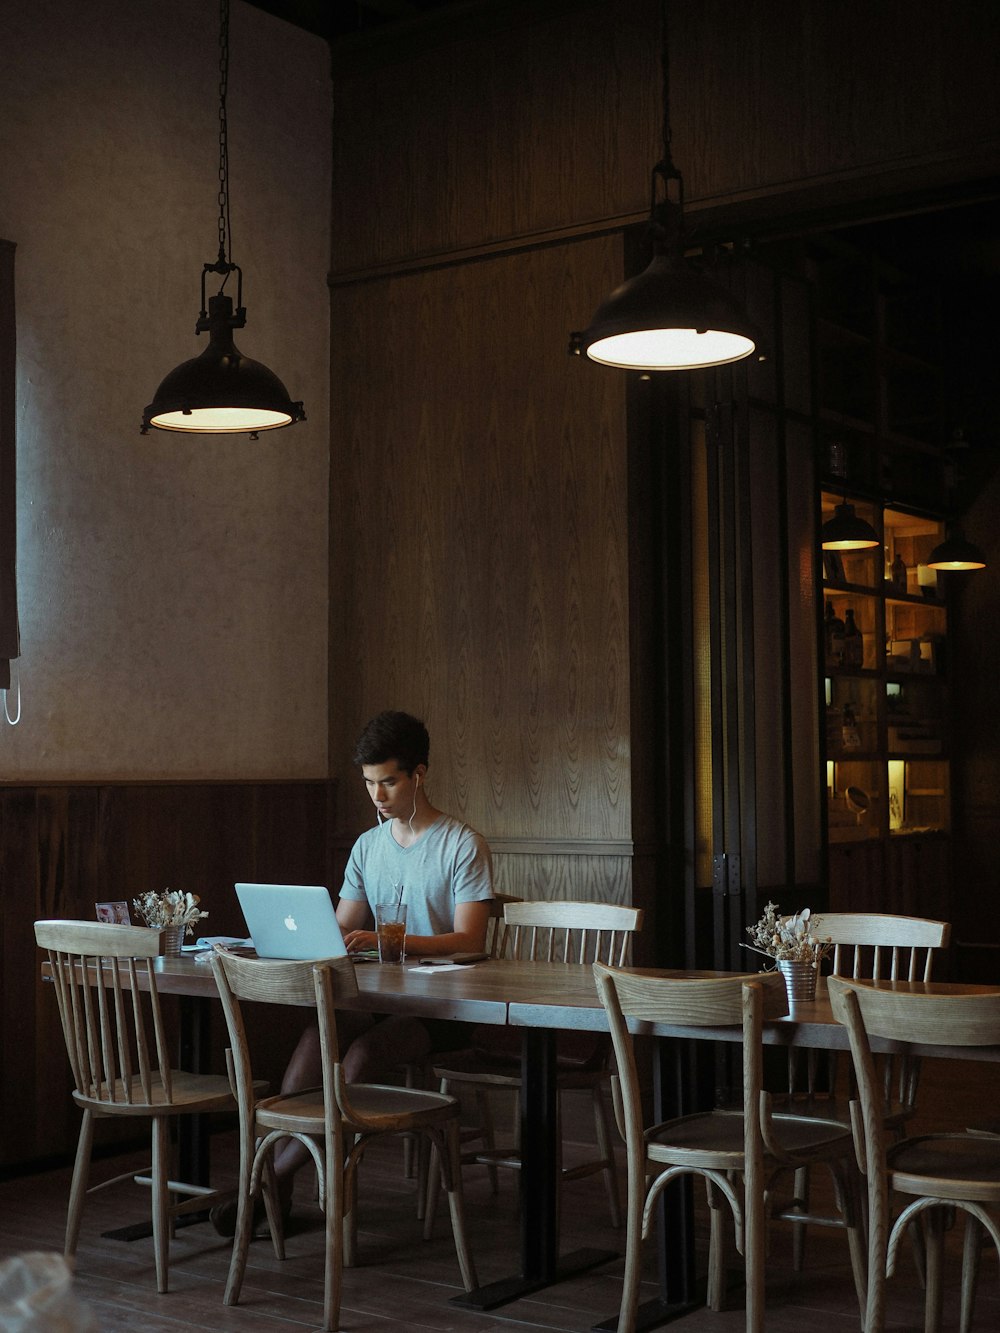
[352,710,430,774]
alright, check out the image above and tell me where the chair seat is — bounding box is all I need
[256,1081,462,1138]
[73,1070,236,1116]
[889,1132,1000,1201]
[774,1092,914,1134]
[648,1109,855,1170]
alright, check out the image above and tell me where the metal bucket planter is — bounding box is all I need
[160,925,185,957]
[778,959,817,1004]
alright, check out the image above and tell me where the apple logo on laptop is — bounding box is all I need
[284,915,298,932]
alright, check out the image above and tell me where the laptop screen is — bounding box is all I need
[235,883,348,960]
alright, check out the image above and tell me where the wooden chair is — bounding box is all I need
[777,912,950,1268]
[428,899,642,1229]
[35,919,238,1294]
[211,949,477,1332]
[594,963,866,1333]
[829,975,1000,1333]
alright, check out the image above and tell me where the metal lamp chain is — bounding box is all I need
[216,0,231,270]
[652,0,683,237]
[660,0,673,173]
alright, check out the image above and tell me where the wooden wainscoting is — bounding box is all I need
[2,779,335,1174]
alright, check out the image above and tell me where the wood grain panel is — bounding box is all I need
[3,780,334,1171]
[331,0,659,273]
[330,0,1000,277]
[491,852,631,908]
[329,237,629,848]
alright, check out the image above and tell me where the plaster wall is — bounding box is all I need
[0,0,330,779]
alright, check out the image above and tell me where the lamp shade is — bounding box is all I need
[927,531,986,571]
[571,249,761,371]
[820,501,880,551]
[142,295,304,435]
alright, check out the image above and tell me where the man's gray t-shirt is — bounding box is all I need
[339,813,493,934]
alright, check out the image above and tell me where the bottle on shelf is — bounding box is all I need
[824,601,845,669]
[841,703,862,750]
[891,552,907,594]
[842,607,864,667]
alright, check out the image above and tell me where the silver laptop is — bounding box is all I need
[235,883,348,960]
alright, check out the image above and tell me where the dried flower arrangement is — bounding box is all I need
[132,889,208,938]
[745,901,831,967]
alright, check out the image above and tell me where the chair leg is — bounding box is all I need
[260,1154,286,1261]
[923,1208,946,1333]
[402,1061,425,1181]
[830,1160,867,1318]
[415,1129,431,1220]
[617,1150,648,1333]
[439,1123,478,1291]
[64,1109,94,1259]
[743,1170,766,1333]
[422,1140,442,1241]
[959,1213,983,1333]
[474,1088,499,1194]
[150,1116,171,1294]
[790,1164,810,1270]
[343,1134,360,1269]
[706,1179,729,1312]
[591,1079,622,1228]
[322,1124,345,1333]
[225,1130,264,1307]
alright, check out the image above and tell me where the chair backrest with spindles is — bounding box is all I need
[35,919,172,1111]
[503,900,642,966]
[485,893,521,960]
[810,912,950,981]
[783,913,950,1108]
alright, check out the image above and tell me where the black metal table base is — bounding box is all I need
[451,1246,616,1312]
[592,1286,707,1332]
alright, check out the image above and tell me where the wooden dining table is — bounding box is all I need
[45,953,1000,1330]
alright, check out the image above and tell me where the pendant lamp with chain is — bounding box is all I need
[569,0,763,371]
[141,0,305,437]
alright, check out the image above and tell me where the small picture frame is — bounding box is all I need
[823,551,845,583]
[96,900,131,925]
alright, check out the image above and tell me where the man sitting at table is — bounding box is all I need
[212,708,494,1234]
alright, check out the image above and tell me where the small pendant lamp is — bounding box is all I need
[820,500,880,552]
[141,0,304,438]
[569,0,762,371]
[927,526,986,571]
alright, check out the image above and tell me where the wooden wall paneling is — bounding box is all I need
[885,833,951,923]
[330,0,659,273]
[491,850,631,909]
[673,0,1000,214]
[329,237,630,862]
[4,781,334,1173]
[747,402,787,894]
[827,840,884,913]
[1,788,45,1163]
[784,417,822,892]
[332,0,1000,280]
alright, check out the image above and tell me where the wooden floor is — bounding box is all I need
[2,1063,999,1331]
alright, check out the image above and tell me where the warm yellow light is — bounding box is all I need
[821,535,880,551]
[586,327,757,371]
[149,406,294,433]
